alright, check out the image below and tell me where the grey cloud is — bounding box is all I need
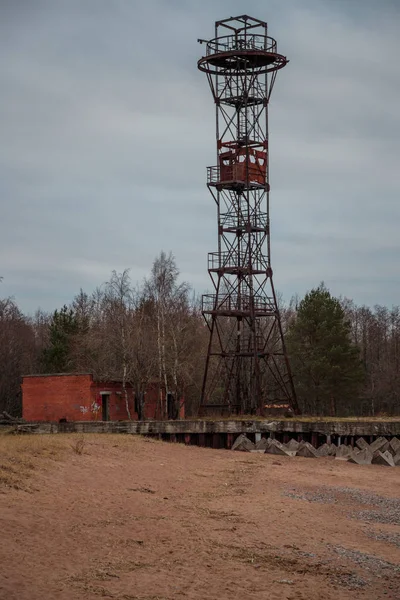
[1,0,399,312]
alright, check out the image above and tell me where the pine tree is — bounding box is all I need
[287,284,364,416]
[41,305,79,373]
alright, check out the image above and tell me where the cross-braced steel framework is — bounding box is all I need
[198,15,299,416]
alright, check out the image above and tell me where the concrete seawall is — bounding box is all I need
[4,419,400,449]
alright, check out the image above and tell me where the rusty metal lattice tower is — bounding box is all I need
[198,15,299,416]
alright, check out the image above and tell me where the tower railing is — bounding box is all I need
[216,80,266,105]
[207,165,266,188]
[220,211,268,230]
[208,251,268,272]
[205,34,277,56]
[202,293,276,315]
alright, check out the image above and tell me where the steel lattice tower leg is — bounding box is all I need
[197,15,299,416]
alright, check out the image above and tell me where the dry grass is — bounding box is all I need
[0,434,69,491]
[0,433,153,492]
[71,435,86,455]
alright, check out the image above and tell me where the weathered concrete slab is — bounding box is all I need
[380,441,390,453]
[12,423,54,434]
[231,434,255,452]
[266,439,295,457]
[254,437,270,451]
[348,448,373,465]
[389,437,400,455]
[4,419,400,438]
[335,444,353,460]
[316,443,331,457]
[394,452,400,466]
[296,441,319,458]
[370,437,389,453]
[328,444,337,456]
[356,437,370,451]
[285,439,300,452]
[372,450,395,467]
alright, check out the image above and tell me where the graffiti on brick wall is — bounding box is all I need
[79,402,101,419]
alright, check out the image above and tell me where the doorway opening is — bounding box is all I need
[101,393,110,421]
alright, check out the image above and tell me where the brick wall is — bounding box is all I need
[91,382,137,421]
[144,383,160,420]
[22,374,94,422]
[22,374,185,422]
[143,385,185,420]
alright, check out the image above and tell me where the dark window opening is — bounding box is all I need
[167,392,178,420]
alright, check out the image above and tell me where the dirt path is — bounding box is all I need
[0,435,399,600]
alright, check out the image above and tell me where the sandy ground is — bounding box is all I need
[0,434,399,600]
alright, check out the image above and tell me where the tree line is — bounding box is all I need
[1,253,399,417]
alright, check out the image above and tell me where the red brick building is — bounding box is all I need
[22,373,184,422]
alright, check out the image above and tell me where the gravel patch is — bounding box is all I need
[283,488,338,504]
[330,571,368,590]
[353,509,400,526]
[335,487,400,525]
[329,544,400,575]
[283,485,400,525]
[365,530,400,549]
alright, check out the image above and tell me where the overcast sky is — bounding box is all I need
[1,0,399,313]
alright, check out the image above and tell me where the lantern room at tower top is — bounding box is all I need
[197,15,288,75]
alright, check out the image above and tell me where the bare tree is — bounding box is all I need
[145,252,201,418]
[0,297,37,415]
[103,270,134,419]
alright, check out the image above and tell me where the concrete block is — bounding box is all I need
[370,437,388,453]
[335,444,352,460]
[316,443,331,457]
[380,441,390,453]
[266,439,295,457]
[393,452,400,466]
[389,437,400,455]
[296,441,319,458]
[355,437,370,451]
[254,437,270,451]
[348,448,373,465]
[231,434,255,452]
[328,444,337,456]
[371,450,395,467]
[285,439,300,452]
